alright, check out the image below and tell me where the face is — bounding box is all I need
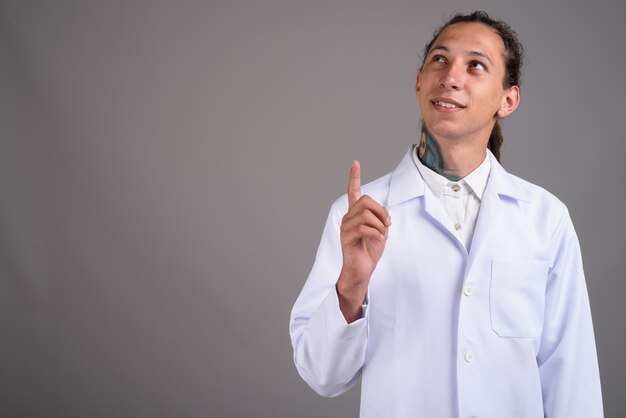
[416,22,520,145]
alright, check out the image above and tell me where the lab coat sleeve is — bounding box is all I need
[289,199,369,397]
[537,206,603,417]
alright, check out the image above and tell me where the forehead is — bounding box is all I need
[429,22,506,65]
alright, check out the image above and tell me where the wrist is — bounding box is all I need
[337,271,368,301]
[336,273,368,323]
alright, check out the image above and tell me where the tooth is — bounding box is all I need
[439,102,456,108]
[436,101,454,108]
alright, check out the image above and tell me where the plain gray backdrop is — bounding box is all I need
[1,0,625,417]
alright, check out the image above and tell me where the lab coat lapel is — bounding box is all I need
[388,147,462,247]
[467,151,529,267]
[467,180,504,265]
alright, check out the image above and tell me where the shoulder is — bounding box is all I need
[330,147,422,214]
[506,169,564,206]
[500,169,570,231]
[489,150,566,215]
[329,171,394,216]
[509,171,564,206]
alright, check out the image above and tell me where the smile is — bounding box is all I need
[431,100,466,109]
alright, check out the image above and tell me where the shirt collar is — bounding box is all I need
[460,152,490,200]
[387,146,529,207]
[412,146,490,200]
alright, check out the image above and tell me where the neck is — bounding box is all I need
[417,125,487,180]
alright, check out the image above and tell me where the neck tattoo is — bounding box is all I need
[417,126,463,182]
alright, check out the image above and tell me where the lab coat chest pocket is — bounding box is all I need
[490,259,549,338]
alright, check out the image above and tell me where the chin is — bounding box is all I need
[422,120,462,140]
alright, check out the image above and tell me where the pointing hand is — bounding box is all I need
[337,161,391,322]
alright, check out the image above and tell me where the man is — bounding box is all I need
[290,11,603,417]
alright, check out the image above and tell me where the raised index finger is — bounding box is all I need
[347,160,362,208]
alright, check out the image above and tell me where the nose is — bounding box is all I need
[439,62,464,90]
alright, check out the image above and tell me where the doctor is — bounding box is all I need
[290,11,603,418]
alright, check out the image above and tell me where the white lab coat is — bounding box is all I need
[290,147,603,417]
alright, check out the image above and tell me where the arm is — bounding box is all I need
[537,207,603,417]
[289,161,390,397]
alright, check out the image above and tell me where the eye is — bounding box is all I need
[432,55,446,63]
[470,61,486,70]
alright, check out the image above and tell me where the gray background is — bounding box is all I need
[1,0,624,417]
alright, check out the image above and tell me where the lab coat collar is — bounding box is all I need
[388,146,531,207]
[469,150,531,261]
[387,147,426,207]
[486,150,531,203]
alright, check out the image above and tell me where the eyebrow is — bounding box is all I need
[429,45,494,66]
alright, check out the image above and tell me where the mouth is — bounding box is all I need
[431,99,466,109]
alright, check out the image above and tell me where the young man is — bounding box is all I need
[290,11,603,417]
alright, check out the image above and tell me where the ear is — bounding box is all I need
[496,85,520,118]
[415,72,421,100]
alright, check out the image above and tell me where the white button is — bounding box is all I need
[454,223,462,231]
[464,350,475,363]
[451,184,460,192]
[463,285,474,296]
